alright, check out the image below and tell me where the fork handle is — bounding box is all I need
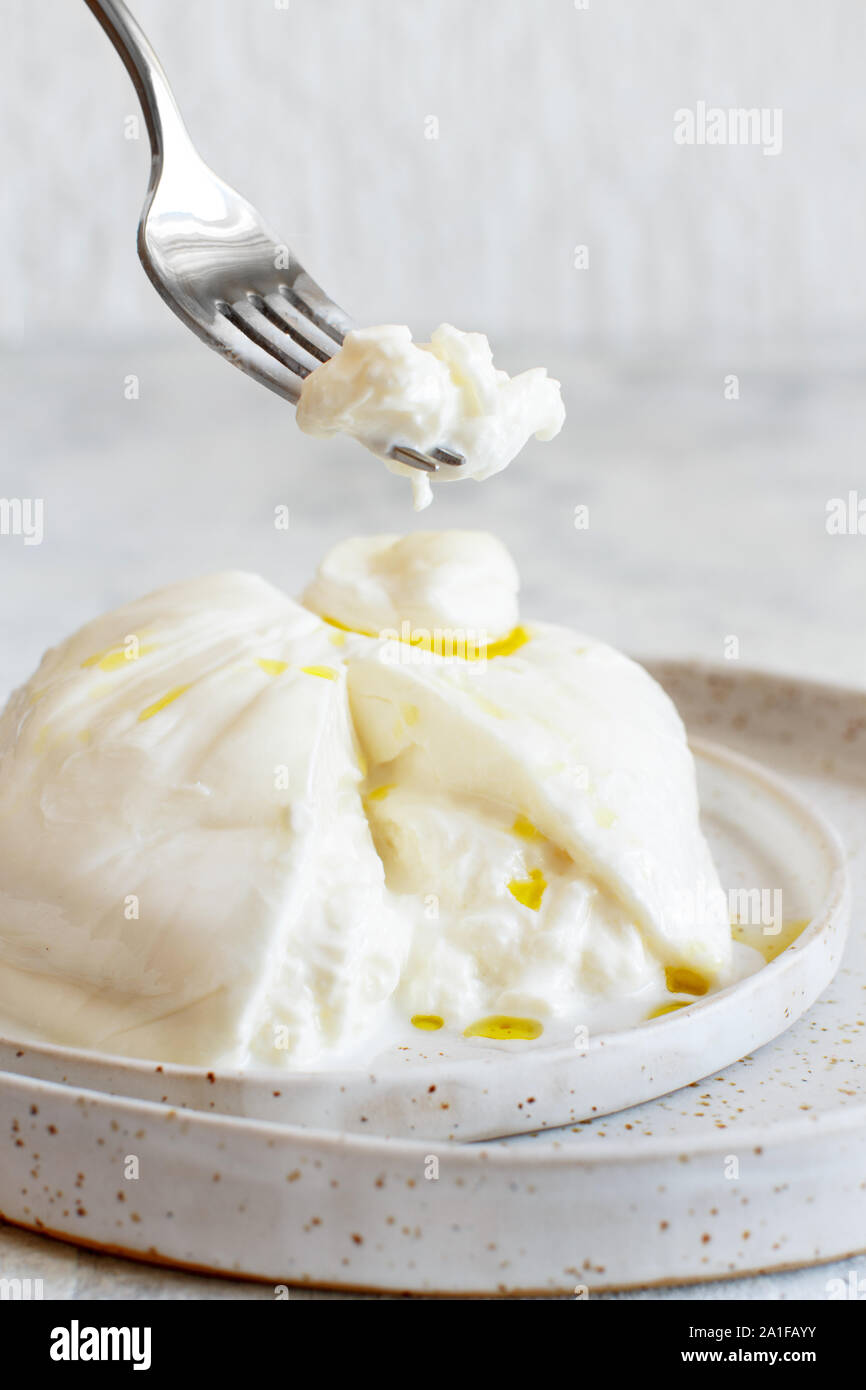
[83,0,190,165]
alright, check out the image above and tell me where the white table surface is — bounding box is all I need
[1,340,864,1300]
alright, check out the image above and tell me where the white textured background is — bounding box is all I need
[1,0,864,361]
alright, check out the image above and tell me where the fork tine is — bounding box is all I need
[430,447,465,468]
[216,301,312,380]
[389,443,466,472]
[248,293,333,364]
[389,446,439,473]
[278,275,349,347]
[213,333,304,404]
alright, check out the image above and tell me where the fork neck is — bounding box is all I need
[84,0,193,170]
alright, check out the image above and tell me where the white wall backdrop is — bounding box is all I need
[1,0,862,362]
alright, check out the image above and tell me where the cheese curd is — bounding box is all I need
[295,324,566,509]
[302,530,520,644]
[0,533,746,1068]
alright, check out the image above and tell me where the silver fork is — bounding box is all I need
[83,0,464,476]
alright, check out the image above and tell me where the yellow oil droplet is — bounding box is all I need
[464,1015,543,1041]
[328,630,346,647]
[256,658,288,676]
[507,867,547,911]
[96,649,133,673]
[647,1001,690,1020]
[301,665,338,681]
[81,647,110,669]
[512,813,543,841]
[83,643,157,672]
[138,684,191,722]
[594,806,617,829]
[411,1014,444,1031]
[322,614,375,637]
[366,783,394,802]
[77,729,91,746]
[413,633,487,660]
[483,625,531,659]
[401,702,420,726]
[405,633,477,658]
[664,967,709,997]
[732,917,810,963]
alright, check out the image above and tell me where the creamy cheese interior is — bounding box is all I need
[0,532,754,1069]
[295,324,566,509]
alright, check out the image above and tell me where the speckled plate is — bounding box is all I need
[1,664,866,1295]
[0,733,848,1142]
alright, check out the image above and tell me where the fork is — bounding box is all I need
[83,0,464,476]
